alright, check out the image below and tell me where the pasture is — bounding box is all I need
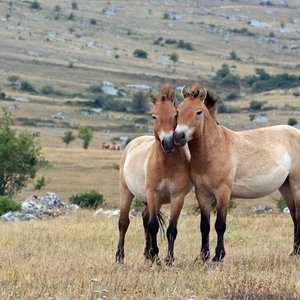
[0,0,300,298]
[0,211,299,299]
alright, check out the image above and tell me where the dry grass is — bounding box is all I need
[0,211,299,299]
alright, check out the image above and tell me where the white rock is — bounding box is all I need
[283,207,290,214]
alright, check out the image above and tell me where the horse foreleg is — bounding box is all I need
[116,182,134,263]
[148,213,160,264]
[195,189,211,261]
[165,195,184,266]
[212,187,230,262]
[142,207,152,260]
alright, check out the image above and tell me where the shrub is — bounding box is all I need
[293,91,300,97]
[71,1,78,9]
[229,27,255,36]
[69,191,104,209]
[249,114,256,121]
[54,5,61,12]
[132,199,145,212]
[62,130,76,147]
[90,18,97,25]
[131,91,149,114]
[78,126,93,149]
[133,49,148,59]
[288,118,297,126]
[249,100,266,110]
[272,196,286,212]
[20,81,36,92]
[0,196,21,216]
[165,38,177,45]
[177,39,194,50]
[8,75,20,84]
[0,109,43,196]
[163,13,170,19]
[169,52,178,62]
[191,198,236,214]
[68,13,75,21]
[229,51,238,60]
[30,1,41,10]
[34,176,46,190]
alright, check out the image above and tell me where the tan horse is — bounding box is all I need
[116,84,192,265]
[174,83,300,261]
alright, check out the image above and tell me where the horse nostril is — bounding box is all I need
[180,132,185,140]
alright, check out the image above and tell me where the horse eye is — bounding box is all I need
[175,111,178,118]
[196,111,202,116]
[152,115,157,120]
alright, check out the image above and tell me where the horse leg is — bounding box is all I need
[116,181,134,263]
[147,192,160,264]
[142,207,152,260]
[165,195,184,266]
[279,179,297,255]
[195,189,211,261]
[212,187,230,262]
[288,176,300,255]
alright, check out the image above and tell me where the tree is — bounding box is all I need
[62,130,76,147]
[78,126,93,149]
[131,91,149,114]
[0,109,43,196]
[133,49,148,59]
[169,52,178,63]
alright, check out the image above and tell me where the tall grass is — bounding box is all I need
[0,212,299,299]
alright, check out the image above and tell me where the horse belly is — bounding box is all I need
[232,153,291,199]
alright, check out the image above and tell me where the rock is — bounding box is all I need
[0,192,79,222]
[283,207,290,214]
[95,208,120,217]
[13,97,29,103]
[248,20,272,29]
[126,84,151,90]
[252,204,274,213]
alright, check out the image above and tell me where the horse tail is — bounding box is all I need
[157,210,168,240]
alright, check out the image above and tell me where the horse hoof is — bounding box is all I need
[201,251,210,262]
[212,251,225,262]
[164,257,174,266]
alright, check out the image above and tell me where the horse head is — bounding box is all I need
[149,84,177,153]
[174,83,218,146]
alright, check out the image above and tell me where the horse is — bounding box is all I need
[173,83,300,261]
[116,84,192,265]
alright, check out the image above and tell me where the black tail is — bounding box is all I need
[157,210,168,240]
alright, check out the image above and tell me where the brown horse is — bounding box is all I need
[116,84,192,265]
[174,83,300,261]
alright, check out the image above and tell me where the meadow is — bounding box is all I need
[0,0,300,298]
[0,211,299,299]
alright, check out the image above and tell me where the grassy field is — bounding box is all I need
[0,211,299,299]
[0,0,300,298]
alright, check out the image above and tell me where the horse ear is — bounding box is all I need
[169,89,176,104]
[149,90,158,104]
[181,86,190,98]
[199,86,207,102]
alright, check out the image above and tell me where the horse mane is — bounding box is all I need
[160,84,174,102]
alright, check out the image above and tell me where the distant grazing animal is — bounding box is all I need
[174,83,300,261]
[102,142,122,150]
[116,84,192,265]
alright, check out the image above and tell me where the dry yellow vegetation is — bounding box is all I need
[0,211,299,299]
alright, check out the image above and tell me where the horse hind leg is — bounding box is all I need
[283,176,300,255]
[116,181,134,263]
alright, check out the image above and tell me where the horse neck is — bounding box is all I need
[188,111,224,159]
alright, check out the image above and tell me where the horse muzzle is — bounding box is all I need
[173,130,187,146]
[161,138,175,153]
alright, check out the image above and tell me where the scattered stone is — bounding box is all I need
[248,20,272,29]
[252,116,269,123]
[0,192,79,222]
[27,50,43,57]
[126,84,151,90]
[51,112,66,120]
[101,81,119,96]
[252,204,274,213]
[95,208,119,217]
[283,207,290,214]
[13,97,29,103]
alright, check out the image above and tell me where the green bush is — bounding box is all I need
[177,39,194,50]
[30,1,41,10]
[0,196,21,216]
[288,118,297,126]
[191,198,236,215]
[169,52,178,62]
[34,176,46,190]
[272,196,286,212]
[90,18,97,25]
[20,81,36,92]
[71,2,78,9]
[249,100,266,110]
[133,49,148,59]
[69,191,104,209]
[132,199,145,212]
